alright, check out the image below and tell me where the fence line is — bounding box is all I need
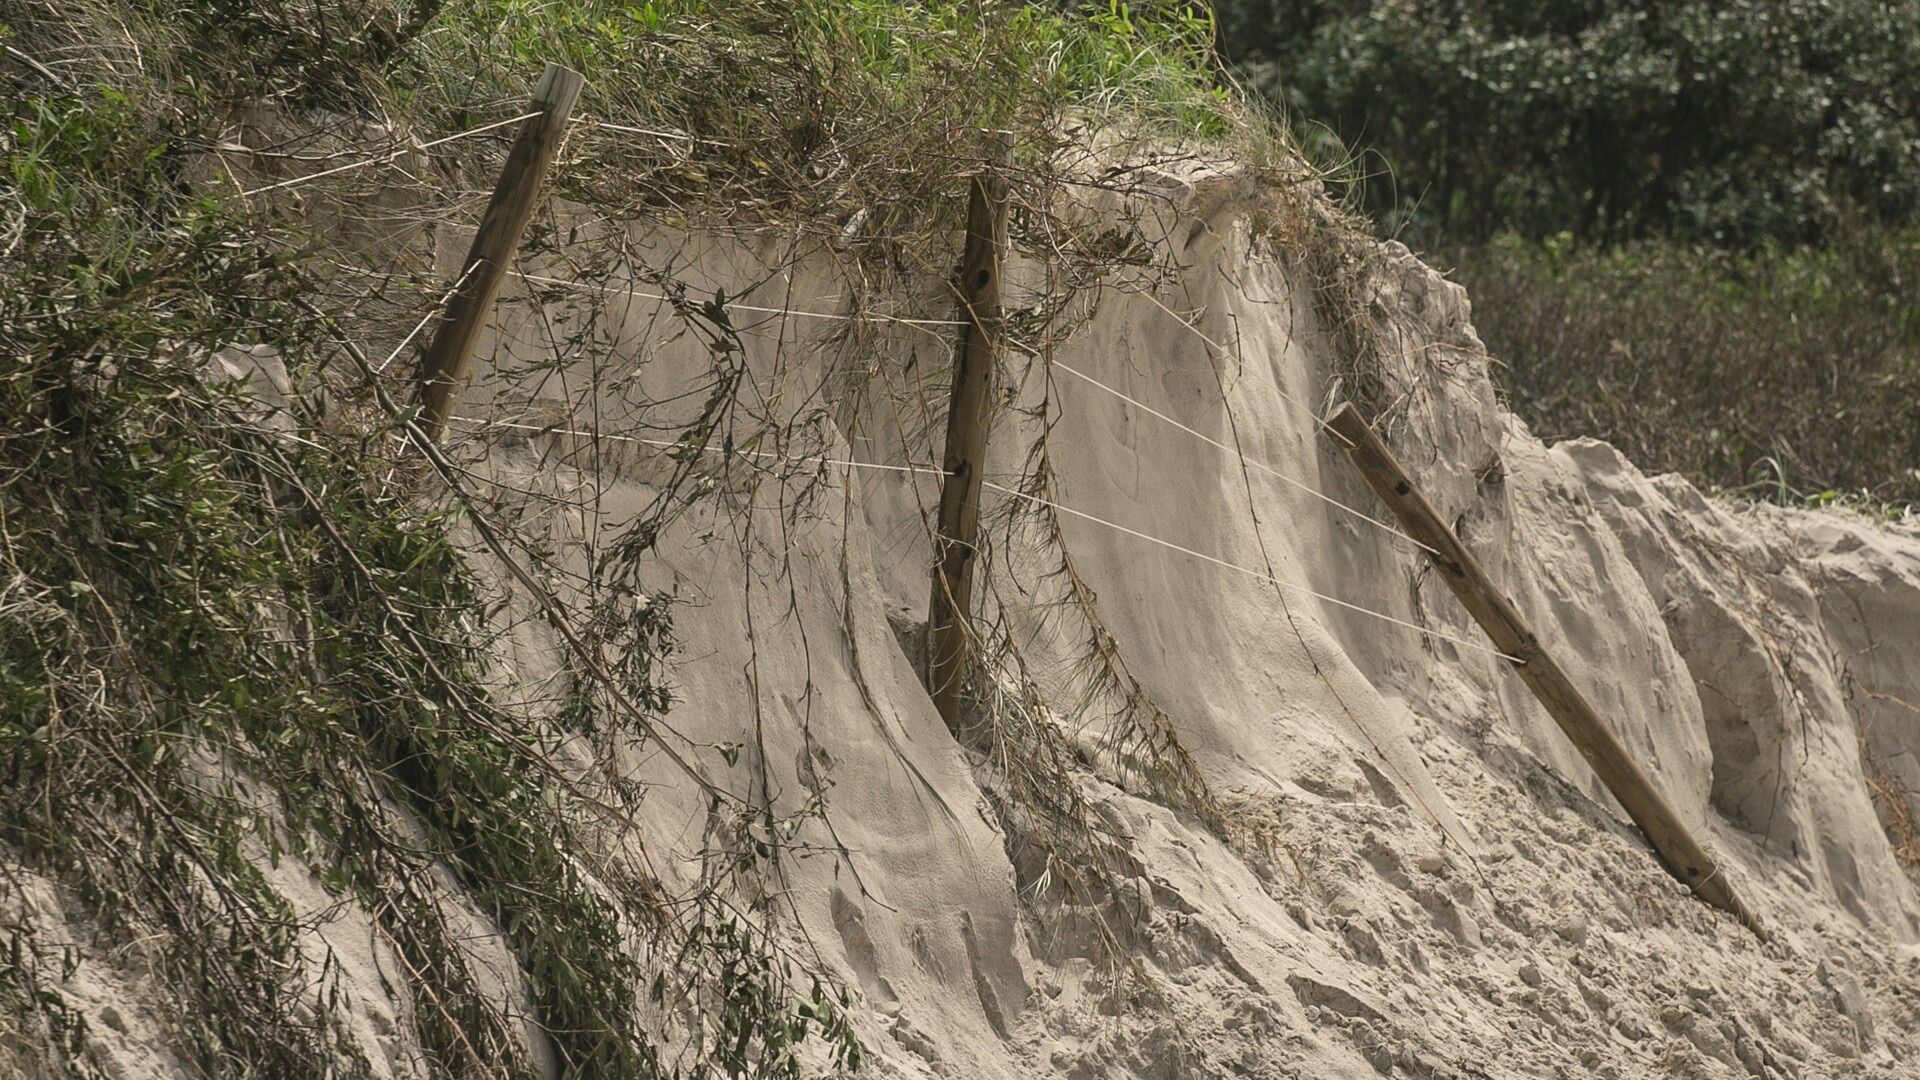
[448,415,1520,662]
[573,118,733,149]
[980,481,1519,662]
[238,111,543,198]
[1049,359,1438,556]
[1131,286,1342,441]
[502,270,1429,555]
[378,265,479,373]
[451,417,948,478]
[508,270,970,328]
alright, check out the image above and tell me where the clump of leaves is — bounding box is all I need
[1,61,858,1080]
[1224,0,1920,248]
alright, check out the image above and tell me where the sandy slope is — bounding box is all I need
[458,162,1920,1077]
[31,159,1920,1077]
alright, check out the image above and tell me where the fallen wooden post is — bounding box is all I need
[928,129,1015,733]
[416,62,585,442]
[1325,402,1768,941]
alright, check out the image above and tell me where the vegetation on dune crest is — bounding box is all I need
[1220,0,1920,247]
[1,1,1290,1075]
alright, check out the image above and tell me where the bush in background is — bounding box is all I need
[1218,0,1920,248]
[1215,0,1920,503]
[1445,230,1920,507]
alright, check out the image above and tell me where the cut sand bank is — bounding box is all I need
[34,152,1920,1078]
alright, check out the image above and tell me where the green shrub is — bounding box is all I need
[0,77,700,1075]
[1220,0,1920,248]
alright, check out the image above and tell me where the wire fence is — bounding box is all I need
[236,110,544,198]
[214,111,1531,1013]
[246,111,1513,691]
[446,266,1518,664]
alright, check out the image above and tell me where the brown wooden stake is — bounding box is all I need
[415,63,585,442]
[1326,402,1769,941]
[928,130,1015,733]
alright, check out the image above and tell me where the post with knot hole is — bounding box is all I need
[416,63,584,443]
[928,130,1015,736]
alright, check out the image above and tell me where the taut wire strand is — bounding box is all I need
[1049,358,1438,555]
[507,271,969,328]
[239,111,543,198]
[449,416,1519,662]
[1132,286,1344,440]
[981,481,1521,663]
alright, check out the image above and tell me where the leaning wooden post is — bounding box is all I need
[928,130,1015,733]
[416,63,585,442]
[1325,403,1769,941]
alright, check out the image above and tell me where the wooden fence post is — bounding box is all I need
[416,63,585,442]
[928,130,1015,733]
[1326,403,1768,941]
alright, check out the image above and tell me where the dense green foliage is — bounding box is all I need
[1220,0,1920,247]
[1217,0,1920,503]
[0,76,702,1076]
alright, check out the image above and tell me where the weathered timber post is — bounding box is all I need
[416,63,584,442]
[1325,402,1769,941]
[928,130,1015,733]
